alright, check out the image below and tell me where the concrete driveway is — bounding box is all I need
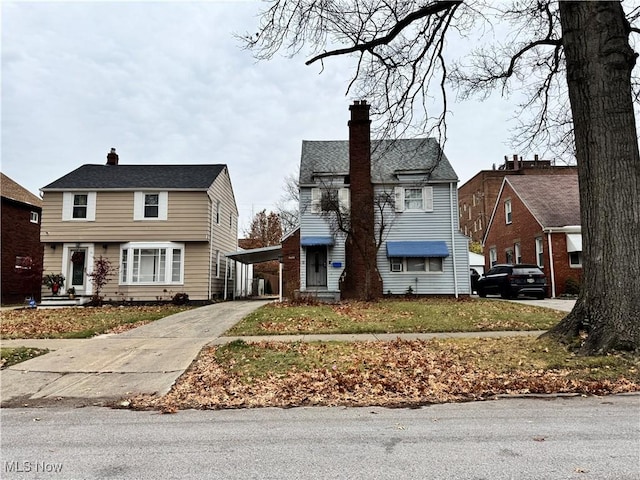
[0,300,271,407]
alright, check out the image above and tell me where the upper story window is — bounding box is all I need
[394,186,433,212]
[134,192,167,221]
[30,211,39,223]
[310,187,350,214]
[63,192,96,221]
[216,201,221,224]
[504,199,512,224]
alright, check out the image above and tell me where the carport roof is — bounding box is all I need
[226,245,282,264]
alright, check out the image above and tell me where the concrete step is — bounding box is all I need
[39,296,91,308]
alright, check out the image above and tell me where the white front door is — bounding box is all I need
[63,244,94,295]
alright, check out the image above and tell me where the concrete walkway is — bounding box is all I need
[0,297,574,407]
[0,300,271,406]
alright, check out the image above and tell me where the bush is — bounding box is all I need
[172,292,189,305]
[565,277,581,295]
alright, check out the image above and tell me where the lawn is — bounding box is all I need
[1,347,49,369]
[225,298,565,336]
[0,305,193,339]
[129,336,640,411]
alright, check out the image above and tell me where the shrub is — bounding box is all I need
[172,292,189,305]
[565,277,581,295]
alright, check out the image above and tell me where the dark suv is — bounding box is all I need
[477,264,547,299]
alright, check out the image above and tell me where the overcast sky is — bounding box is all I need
[3,1,530,232]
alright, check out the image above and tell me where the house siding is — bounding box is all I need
[378,183,470,295]
[41,191,211,243]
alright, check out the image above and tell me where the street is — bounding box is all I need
[1,395,638,479]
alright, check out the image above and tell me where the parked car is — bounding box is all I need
[477,264,547,299]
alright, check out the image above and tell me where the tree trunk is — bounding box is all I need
[545,1,640,353]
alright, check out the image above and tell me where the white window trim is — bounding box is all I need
[489,247,497,266]
[535,237,544,268]
[505,199,512,224]
[30,211,39,223]
[394,186,433,212]
[62,192,96,221]
[569,251,583,268]
[514,242,522,264]
[119,241,184,285]
[388,257,444,273]
[134,192,168,221]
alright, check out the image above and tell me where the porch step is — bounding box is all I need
[295,290,341,303]
[39,296,91,308]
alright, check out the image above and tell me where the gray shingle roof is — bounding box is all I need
[506,175,581,227]
[41,164,226,190]
[299,138,458,184]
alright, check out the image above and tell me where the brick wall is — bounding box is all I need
[281,229,300,300]
[1,198,43,304]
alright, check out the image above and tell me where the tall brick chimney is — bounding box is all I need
[106,148,119,166]
[340,100,383,300]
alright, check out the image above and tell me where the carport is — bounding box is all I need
[225,245,282,301]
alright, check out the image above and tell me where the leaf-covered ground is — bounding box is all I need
[0,305,192,339]
[128,337,640,412]
[226,298,564,335]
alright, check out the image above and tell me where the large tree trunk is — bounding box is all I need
[545,1,640,353]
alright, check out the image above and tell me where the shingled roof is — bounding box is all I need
[506,175,581,227]
[299,138,458,185]
[41,164,226,190]
[1,173,42,207]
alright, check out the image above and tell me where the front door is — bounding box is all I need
[67,248,88,294]
[306,246,327,288]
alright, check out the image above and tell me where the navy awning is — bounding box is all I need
[386,241,449,258]
[301,236,335,247]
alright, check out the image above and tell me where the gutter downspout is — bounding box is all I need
[546,232,556,298]
[450,182,459,298]
[224,261,229,300]
[279,261,283,302]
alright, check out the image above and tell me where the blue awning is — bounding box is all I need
[386,241,449,258]
[301,236,335,247]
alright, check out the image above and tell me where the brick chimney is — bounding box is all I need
[106,148,119,166]
[340,100,383,300]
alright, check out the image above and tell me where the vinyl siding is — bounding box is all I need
[41,191,210,243]
[299,187,345,291]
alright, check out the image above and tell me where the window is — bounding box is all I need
[535,237,544,268]
[489,247,497,266]
[15,256,33,270]
[30,211,39,223]
[216,201,221,224]
[514,243,522,263]
[389,257,443,273]
[394,186,433,212]
[310,187,350,214]
[144,194,159,218]
[216,250,221,278]
[505,199,512,224]
[120,242,183,284]
[505,249,514,264]
[134,192,167,220]
[63,192,96,221]
[569,252,582,267]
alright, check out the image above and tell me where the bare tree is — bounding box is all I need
[242,0,640,354]
[276,171,300,235]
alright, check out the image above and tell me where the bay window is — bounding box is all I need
[120,242,184,284]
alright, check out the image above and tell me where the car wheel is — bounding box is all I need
[500,287,512,299]
[478,288,487,298]
[535,293,545,300]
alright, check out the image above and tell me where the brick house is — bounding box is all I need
[1,173,43,304]
[458,156,578,243]
[483,175,582,297]
[288,101,469,301]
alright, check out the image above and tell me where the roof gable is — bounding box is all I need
[299,138,458,185]
[506,175,581,228]
[1,173,42,207]
[41,164,226,190]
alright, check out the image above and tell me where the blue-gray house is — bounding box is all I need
[295,101,470,300]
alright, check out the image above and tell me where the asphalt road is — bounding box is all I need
[2,395,638,480]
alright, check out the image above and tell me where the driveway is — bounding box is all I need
[0,300,271,407]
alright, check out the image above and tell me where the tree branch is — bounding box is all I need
[305,1,462,65]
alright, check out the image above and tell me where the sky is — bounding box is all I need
[2,1,531,233]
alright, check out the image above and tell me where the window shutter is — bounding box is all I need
[311,188,321,214]
[133,192,144,220]
[62,192,73,220]
[394,187,404,212]
[338,188,350,214]
[422,186,433,212]
[86,192,97,221]
[158,191,168,220]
